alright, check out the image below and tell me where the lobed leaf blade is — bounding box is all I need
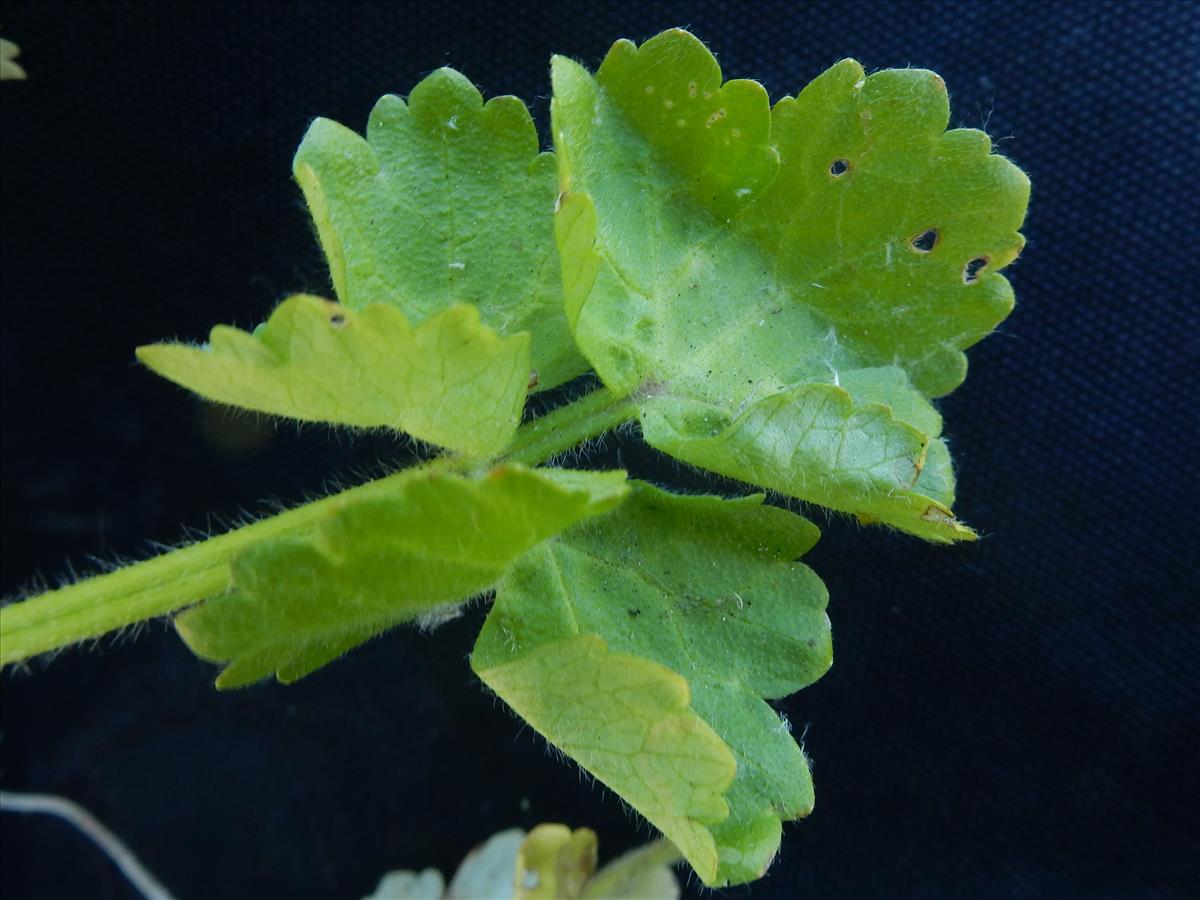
[751,60,1029,397]
[294,67,589,390]
[473,483,832,885]
[551,29,1029,540]
[176,465,629,688]
[641,376,974,542]
[137,295,529,458]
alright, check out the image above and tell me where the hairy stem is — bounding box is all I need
[0,388,637,664]
[502,385,637,466]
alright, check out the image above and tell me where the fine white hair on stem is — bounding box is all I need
[0,790,176,900]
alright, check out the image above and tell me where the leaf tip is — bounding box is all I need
[409,65,484,112]
[132,343,161,367]
[920,505,978,543]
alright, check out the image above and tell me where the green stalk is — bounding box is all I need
[501,385,637,466]
[0,387,637,665]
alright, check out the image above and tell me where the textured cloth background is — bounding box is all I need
[1,2,1196,898]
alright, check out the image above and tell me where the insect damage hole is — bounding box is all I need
[963,256,989,284]
[329,312,347,328]
[910,228,939,253]
[829,159,850,177]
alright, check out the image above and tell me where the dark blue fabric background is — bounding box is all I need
[1,2,1196,898]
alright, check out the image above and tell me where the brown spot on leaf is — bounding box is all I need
[921,506,957,525]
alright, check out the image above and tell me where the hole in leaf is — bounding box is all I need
[829,159,850,177]
[911,229,939,253]
[963,256,989,284]
[329,313,347,328]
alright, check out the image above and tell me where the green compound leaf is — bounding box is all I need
[294,67,588,391]
[472,483,831,886]
[137,295,530,457]
[176,465,629,688]
[552,29,1028,540]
